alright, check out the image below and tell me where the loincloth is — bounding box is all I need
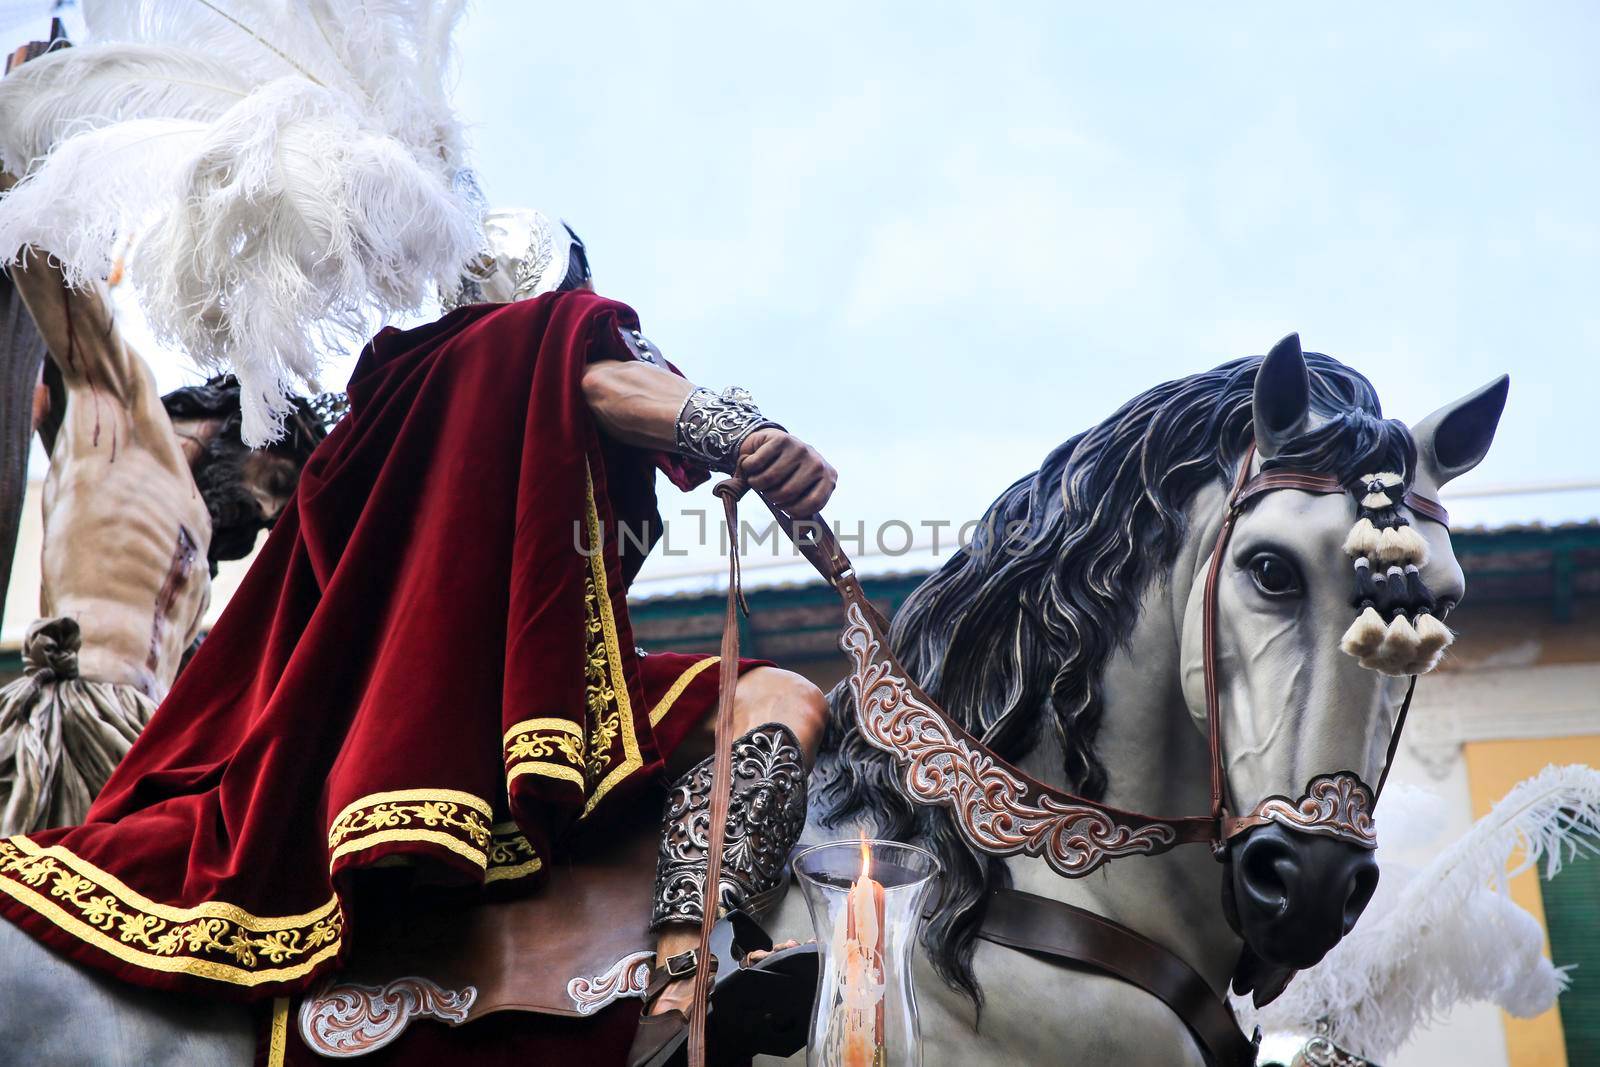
[0,617,157,836]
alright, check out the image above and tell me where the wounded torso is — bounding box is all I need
[20,270,212,702]
[41,427,211,700]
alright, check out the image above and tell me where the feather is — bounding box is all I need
[0,0,478,443]
[1236,765,1600,1061]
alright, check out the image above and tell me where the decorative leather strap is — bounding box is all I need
[732,489,1215,877]
[978,888,1259,1067]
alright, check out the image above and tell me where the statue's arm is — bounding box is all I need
[0,174,160,413]
[581,358,837,516]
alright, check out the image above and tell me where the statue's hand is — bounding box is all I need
[737,428,837,517]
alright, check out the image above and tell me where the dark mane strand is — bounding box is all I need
[813,352,1413,1003]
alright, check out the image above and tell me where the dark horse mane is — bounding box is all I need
[813,352,1416,1003]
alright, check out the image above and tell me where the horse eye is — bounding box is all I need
[1248,552,1302,597]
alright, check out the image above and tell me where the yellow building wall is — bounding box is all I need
[1463,735,1600,1067]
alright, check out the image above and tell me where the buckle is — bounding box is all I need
[664,949,698,979]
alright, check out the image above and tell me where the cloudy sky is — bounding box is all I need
[453,1,1600,587]
[4,2,1597,589]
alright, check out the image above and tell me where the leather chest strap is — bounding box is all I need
[977,888,1258,1067]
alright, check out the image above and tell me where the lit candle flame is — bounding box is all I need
[858,833,872,882]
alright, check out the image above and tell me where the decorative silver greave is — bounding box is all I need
[651,722,807,929]
[674,387,783,473]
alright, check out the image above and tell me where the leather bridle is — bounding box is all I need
[686,450,1450,1067]
[1202,448,1445,853]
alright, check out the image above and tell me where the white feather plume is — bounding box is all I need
[1236,764,1600,1061]
[0,0,477,443]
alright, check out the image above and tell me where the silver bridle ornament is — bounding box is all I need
[1232,772,1378,850]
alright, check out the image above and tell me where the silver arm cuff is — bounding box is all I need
[674,387,784,473]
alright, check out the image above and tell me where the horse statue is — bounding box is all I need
[0,337,1506,1066]
[760,335,1507,1065]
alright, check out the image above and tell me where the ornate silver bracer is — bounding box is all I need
[650,723,807,929]
[674,387,783,473]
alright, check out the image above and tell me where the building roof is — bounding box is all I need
[630,521,1600,662]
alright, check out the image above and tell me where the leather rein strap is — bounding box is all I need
[687,479,752,1067]
[977,887,1259,1067]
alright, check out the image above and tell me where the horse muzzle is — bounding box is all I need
[1224,821,1379,969]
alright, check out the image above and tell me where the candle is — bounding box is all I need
[834,836,887,1067]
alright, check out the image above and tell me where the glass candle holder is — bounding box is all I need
[794,839,940,1067]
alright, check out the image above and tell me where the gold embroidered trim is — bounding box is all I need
[505,759,587,790]
[329,828,488,870]
[648,657,721,726]
[504,718,587,792]
[268,997,289,1067]
[0,836,342,986]
[2,836,338,927]
[579,466,642,816]
[328,788,491,831]
[0,799,544,989]
[486,821,543,884]
[327,790,494,872]
[503,718,584,741]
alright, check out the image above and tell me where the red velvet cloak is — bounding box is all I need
[0,292,746,999]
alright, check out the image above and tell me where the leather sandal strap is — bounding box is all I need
[644,949,718,1005]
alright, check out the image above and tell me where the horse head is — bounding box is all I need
[817,340,1507,1009]
[1195,335,1508,993]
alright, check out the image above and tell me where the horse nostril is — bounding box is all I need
[1240,836,1297,916]
[1342,863,1379,933]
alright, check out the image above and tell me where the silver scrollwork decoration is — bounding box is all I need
[1249,772,1378,849]
[842,600,1177,878]
[298,976,477,1058]
[567,950,656,1016]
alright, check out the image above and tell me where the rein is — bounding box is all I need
[688,455,1448,1065]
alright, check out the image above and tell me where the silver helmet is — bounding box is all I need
[443,208,591,310]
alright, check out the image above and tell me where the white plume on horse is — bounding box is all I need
[1240,764,1600,1061]
[0,0,479,444]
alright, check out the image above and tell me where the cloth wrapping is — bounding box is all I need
[0,291,747,1000]
[0,617,156,835]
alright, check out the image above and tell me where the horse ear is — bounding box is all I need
[1253,333,1311,459]
[1411,374,1509,494]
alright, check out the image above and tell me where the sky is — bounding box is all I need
[3,2,1598,591]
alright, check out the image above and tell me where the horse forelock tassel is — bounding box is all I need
[1414,611,1454,657]
[1342,517,1381,559]
[1340,467,1443,674]
[1341,605,1387,659]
